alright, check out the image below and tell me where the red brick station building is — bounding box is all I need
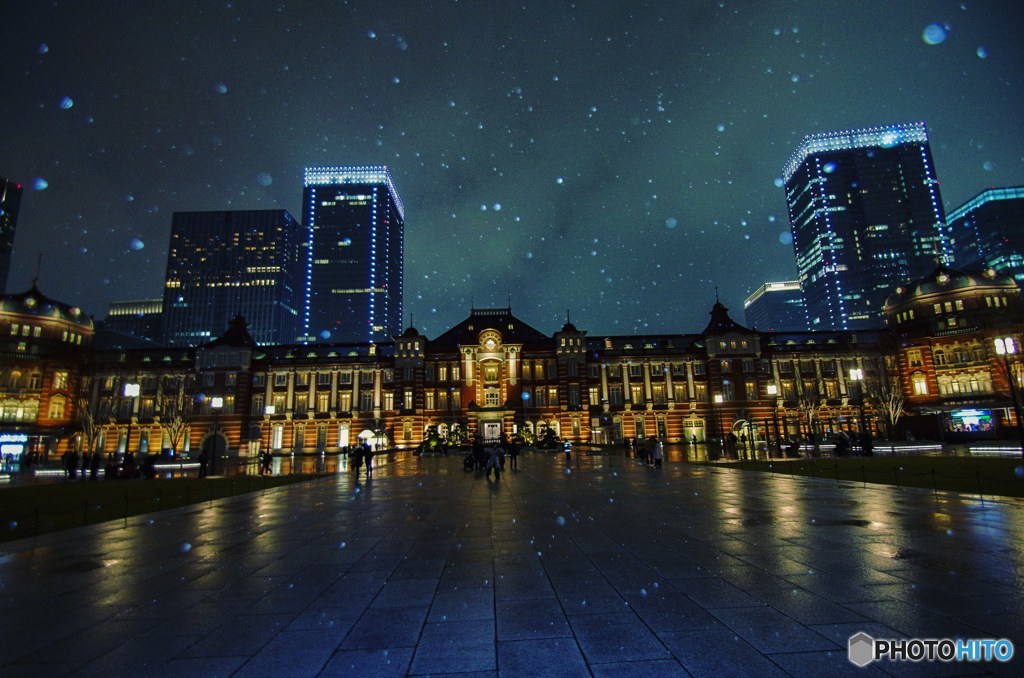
[1,265,1021,467]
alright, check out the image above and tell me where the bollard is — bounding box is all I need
[861,465,867,489]
[931,469,938,498]
[894,467,901,488]
[976,471,984,502]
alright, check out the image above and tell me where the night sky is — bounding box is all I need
[2,1,1022,339]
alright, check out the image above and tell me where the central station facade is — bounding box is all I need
[1,265,1021,465]
[78,302,891,462]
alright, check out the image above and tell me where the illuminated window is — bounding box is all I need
[912,372,928,395]
[48,395,66,419]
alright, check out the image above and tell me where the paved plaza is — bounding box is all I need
[1,451,1022,676]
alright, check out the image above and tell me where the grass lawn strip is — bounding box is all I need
[720,456,1024,498]
[0,475,321,543]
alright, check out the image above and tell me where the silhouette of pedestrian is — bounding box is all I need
[363,442,373,477]
[197,449,209,478]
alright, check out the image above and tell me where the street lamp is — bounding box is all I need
[849,368,867,435]
[263,405,275,474]
[767,383,781,458]
[713,393,725,458]
[123,382,140,463]
[210,396,223,476]
[994,337,1024,458]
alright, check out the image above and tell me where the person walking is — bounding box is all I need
[508,439,519,470]
[653,438,664,468]
[351,446,363,477]
[89,450,101,480]
[485,444,503,479]
[363,442,374,477]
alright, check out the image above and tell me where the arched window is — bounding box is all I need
[912,372,928,396]
[933,350,946,367]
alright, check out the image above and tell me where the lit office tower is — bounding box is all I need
[302,166,404,343]
[0,177,22,294]
[743,281,806,331]
[947,186,1024,284]
[782,122,950,330]
[163,210,302,346]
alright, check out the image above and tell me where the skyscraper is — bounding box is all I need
[0,177,22,294]
[302,166,404,344]
[947,186,1024,284]
[163,210,302,346]
[743,281,806,331]
[782,122,950,330]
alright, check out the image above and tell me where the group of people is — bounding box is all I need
[624,435,665,467]
[61,449,103,480]
[465,436,520,479]
[60,449,162,480]
[349,442,375,478]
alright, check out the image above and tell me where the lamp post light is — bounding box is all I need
[713,393,725,459]
[210,396,223,476]
[766,383,781,458]
[994,337,1024,459]
[263,405,276,474]
[123,382,140,463]
[849,368,867,435]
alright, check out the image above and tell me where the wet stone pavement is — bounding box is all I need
[1,452,1022,676]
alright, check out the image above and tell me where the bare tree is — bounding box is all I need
[795,370,826,440]
[160,377,193,455]
[867,356,905,440]
[75,392,102,455]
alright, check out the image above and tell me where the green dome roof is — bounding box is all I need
[884,265,1017,310]
[0,284,94,329]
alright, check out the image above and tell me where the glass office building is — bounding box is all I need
[0,177,22,294]
[783,122,950,330]
[743,281,806,332]
[302,166,404,344]
[162,210,302,346]
[947,186,1024,284]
